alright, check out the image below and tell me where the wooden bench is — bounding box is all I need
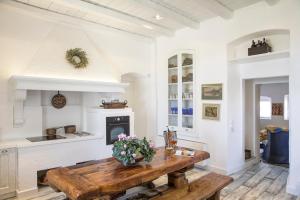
[151,172,233,200]
[117,172,232,200]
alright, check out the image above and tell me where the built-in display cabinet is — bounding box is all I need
[168,50,195,136]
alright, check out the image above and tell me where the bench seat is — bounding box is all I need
[152,172,233,200]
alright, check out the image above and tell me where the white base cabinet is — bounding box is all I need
[0,148,16,200]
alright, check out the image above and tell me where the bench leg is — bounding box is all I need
[98,191,126,200]
[207,191,220,200]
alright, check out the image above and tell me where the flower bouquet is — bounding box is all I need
[112,134,156,166]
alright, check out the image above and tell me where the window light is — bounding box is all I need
[260,96,272,119]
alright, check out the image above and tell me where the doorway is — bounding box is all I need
[243,77,289,167]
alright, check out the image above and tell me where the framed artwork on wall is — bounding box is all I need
[201,83,223,100]
[202,104,220,120]
[272,103,283,116]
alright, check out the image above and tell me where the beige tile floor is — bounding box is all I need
[8,162,299,200]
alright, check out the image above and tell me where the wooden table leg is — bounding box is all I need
[168,165,194,188]
[168,172,188,188]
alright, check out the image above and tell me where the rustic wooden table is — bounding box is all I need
[46,147,210,200]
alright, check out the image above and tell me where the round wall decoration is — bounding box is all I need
[66,48,88,69]
[51,91,66,109]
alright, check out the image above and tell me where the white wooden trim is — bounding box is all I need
[197,0,233,19]
[135,0,199,29]
[265,0,280,6]
[53,0,174,37]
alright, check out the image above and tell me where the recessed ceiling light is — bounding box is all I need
[143,24,154,30]
[155,14,163,20]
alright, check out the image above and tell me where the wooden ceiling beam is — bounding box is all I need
[265,0,280,6]
[135,0,199,29]
[53,0,174,37]
[197,0,233,19]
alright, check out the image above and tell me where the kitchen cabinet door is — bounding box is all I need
[0,148,16,199]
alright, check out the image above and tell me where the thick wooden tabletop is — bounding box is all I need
[46,147,210,200]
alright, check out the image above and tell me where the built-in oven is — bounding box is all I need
[106,116,130,145]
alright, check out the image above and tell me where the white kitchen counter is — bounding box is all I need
[0,134,103,149]
[6,133,111,197]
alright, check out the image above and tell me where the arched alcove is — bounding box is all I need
[228,29,290,63]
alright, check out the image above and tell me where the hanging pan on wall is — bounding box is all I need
[51,91,66,109]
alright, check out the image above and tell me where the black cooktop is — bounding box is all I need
[26,135,66,142]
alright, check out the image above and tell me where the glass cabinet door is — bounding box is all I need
[168,55,178,127]
[181,53,193,129]
[167,51,195,134]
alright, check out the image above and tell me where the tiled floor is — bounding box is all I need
[8,162,299,200]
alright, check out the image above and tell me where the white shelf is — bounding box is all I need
[169,99,178,100]
[168,67,178,70]
[182,65,193,68]
[183,98,193,101]
[168,114,178,116]
[182,127,193,131]
[168,126,178,130]
[182,81,193,85]
[229,50,290,64]
[168,83,178,86]
[183,115,193,118]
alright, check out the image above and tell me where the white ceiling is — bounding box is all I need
[15,0,278,38]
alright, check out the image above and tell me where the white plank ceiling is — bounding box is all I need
[14,0,277,38]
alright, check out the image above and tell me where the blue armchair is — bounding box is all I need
[263,130,289,164]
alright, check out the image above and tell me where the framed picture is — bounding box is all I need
[202,104,220,120]
[202,84,223,100]
[272,103,283,116]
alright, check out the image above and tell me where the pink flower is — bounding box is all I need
[149,141,155,148]
[118,133,127,141]
[132,153,136,158]
[125,134,137,140]
[121,151,126,156]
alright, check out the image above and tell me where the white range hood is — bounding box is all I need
[9,75,129,127]
[9,75,129,93]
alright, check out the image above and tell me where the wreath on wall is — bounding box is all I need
[66,48,89,69]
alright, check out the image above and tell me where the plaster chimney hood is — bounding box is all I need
[9,75,129,93]
[9,75,129,127]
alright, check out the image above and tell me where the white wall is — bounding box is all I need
[41,91,82,134]
[121,74,153,139]
[156,18,228,173]
[155,0,300,195]
[0,1,155,140]
[244,80,254,155]
[260,83,289,129]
